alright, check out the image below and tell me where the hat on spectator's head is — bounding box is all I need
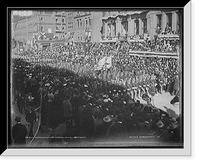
[103,115,112,123]
[103,99,109,104]
[45,83,50,87]
[63,83,67,86]
[103,95,107,98]
[157,120,164,128]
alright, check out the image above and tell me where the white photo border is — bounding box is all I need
[1,1,192,157]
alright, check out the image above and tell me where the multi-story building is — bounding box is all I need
[13,11,68,46]
[54,11,67,38]
[66,11,103,43]
[66,11,75,33]
[13,10,179,45]
[101,10,180,42]
[13,10,103,45]
[13,11,56,46]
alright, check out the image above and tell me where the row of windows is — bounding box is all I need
[103,18,148,35]
[77,19,82,28]
[77,17,91,28]
[68,26,73,29]
[68,22,73,25]
[157,13,174,28]
[77,32,84,41]
[55,18,65,23]
[40,17,65,23]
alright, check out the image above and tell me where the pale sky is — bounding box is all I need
[12,10,33,16]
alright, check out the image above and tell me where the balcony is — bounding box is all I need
[128,35,145,42]
[100,36,117,43]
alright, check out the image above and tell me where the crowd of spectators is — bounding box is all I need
[129,38,179,53]
[11,38,181,146]
[13,41,179,97]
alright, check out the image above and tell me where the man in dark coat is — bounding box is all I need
[16,92,25,114]
[25,107,36,137]
[51,89,63,128]
[155,79,162,94]
[40,90,48,130]
[70,89,82,129]
[12,116,28,145]
[80,107,94,141]
[94,115,113,141]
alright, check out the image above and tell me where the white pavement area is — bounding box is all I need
[137,91,180,118]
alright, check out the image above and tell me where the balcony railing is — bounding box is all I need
[101,34,153,42]
[100,36,118,42]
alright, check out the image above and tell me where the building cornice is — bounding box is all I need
[101,11,145,20]
[74,13,91,19]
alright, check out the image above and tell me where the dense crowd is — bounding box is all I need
[13,41,179,93]
[129,38,179,53]
[11,39,181,145]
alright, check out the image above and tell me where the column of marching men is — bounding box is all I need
[13,40,179,101]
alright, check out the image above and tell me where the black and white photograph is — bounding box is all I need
[4,4,192,156]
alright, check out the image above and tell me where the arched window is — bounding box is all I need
[134,19,139,35]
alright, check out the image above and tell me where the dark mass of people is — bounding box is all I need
[11,39,181,146]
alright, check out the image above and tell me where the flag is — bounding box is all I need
[64,32,74,42]
[95,56,106,70]
[105,56,112,69]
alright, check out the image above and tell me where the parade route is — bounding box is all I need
[138,91,180,116]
